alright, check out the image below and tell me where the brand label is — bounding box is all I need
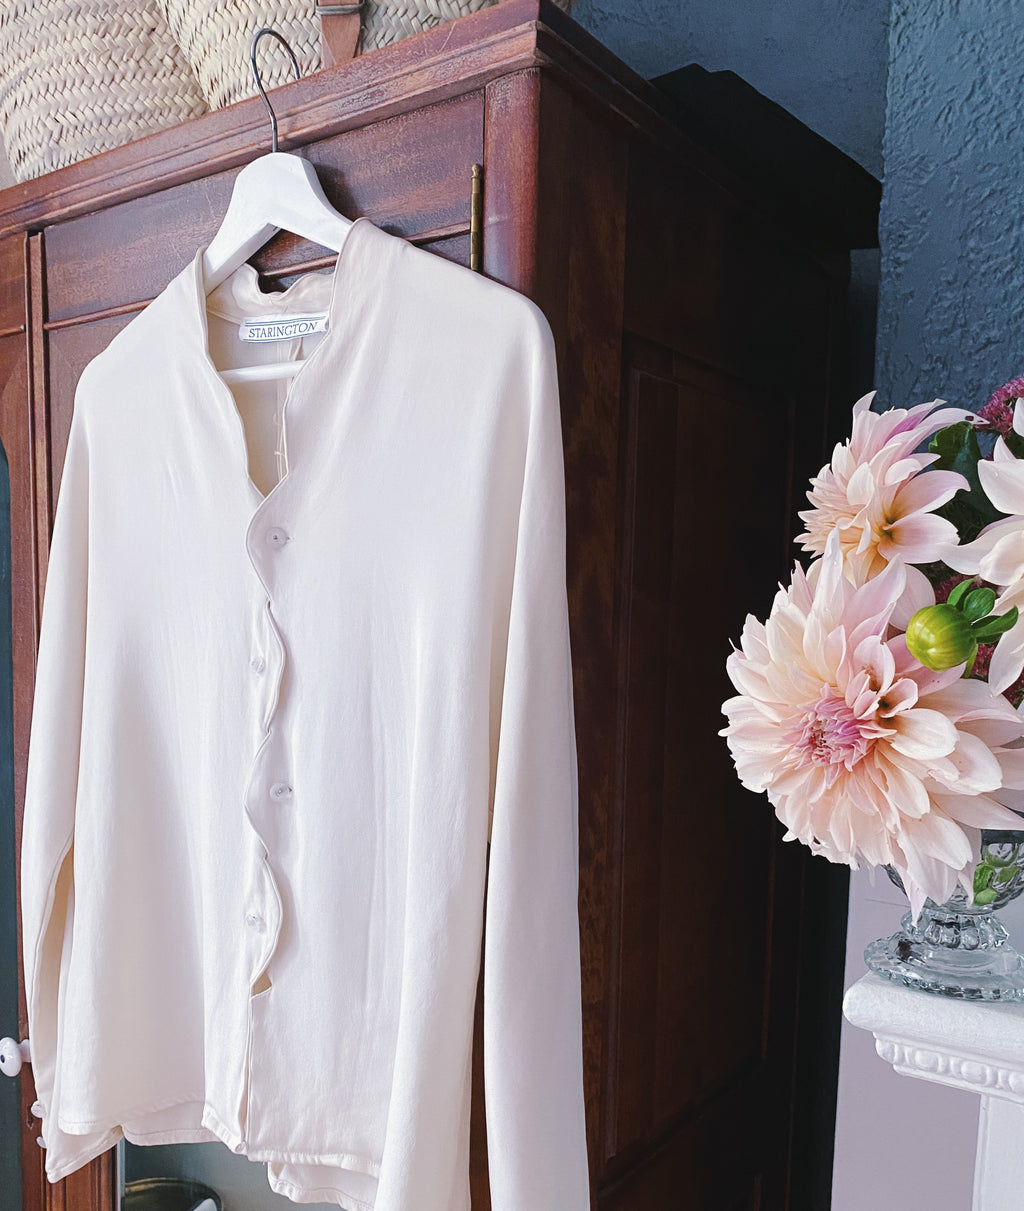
[239,313,330,342]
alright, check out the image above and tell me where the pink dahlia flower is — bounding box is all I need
[721,530,1024,918]
[797,393,970,594]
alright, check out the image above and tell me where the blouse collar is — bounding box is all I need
[186,213,375,388]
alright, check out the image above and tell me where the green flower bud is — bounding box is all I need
[906,603,978,671]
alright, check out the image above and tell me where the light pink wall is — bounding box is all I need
[832,871,981,1208]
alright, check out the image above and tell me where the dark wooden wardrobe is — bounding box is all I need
[0,2,862,1207]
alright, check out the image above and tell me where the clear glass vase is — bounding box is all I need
[864,830,1024,1001]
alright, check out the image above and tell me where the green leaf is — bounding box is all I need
[947,579,975,610]
[930,422,1005,543]
[974,863,995,894]
[972,606,1019,643]
[964,588,997,621]
[931,421,977,468]
[996,867,1017,885]
[975,887,998,906]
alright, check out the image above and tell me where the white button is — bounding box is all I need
[36,1136,44,1149]
[233,1141,246,1154]
[250,656,266,674]
[30,1101,43,1118]
[245,913,265,931]
[270,783,293,803]
[266,527,289,548]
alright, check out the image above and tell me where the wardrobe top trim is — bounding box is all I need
[0,0,696,242]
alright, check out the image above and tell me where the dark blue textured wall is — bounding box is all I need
[572,0,888,175]
[875,0,1024,410]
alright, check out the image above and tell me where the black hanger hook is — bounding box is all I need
[249,28,302,154]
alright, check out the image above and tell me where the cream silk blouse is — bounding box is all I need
[20,216,590,1210]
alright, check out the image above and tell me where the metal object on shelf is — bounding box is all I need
[122,1178,222,1211]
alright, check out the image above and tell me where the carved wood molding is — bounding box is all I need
[844,973,1024,1104]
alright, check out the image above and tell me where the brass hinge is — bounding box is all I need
[471,163,483,273]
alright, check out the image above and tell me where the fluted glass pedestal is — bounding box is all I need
[864,832,1024,1002]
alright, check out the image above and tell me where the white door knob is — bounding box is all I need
[0,1038,30,1077]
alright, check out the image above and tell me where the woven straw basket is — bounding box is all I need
[0,0,208,183]
[155,1,323,110]
[358,0,575,54]
[159,0,576,111]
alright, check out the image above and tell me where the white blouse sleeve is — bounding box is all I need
[21,398,91,1149]
[483,306,591,1210]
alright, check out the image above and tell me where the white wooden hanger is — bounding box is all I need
[202,29,354,386]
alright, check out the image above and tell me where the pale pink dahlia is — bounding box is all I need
[797,392,970,591]
[721,531,1024,918]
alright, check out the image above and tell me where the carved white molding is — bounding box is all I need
[870,1033,1024,1100]
[844,973,1024,1102]
[844,973,1024,1210]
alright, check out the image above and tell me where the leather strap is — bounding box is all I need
[316,2,363,66]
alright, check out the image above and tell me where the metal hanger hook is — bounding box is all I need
[249,28,302,154]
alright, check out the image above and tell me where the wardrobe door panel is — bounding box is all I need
[0,235,37,828]
[300,89,482,243]
[592,136,845,1209]
[510,72,631,1201]
[45,317,133,517]
[600,341,799,1207]
[44,183,225,327]
[624,141,844,432]
[599,1074,765,1211]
